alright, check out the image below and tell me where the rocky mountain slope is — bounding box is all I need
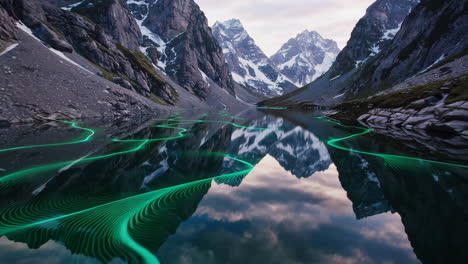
[329,0,420,79]
[212,19,296,97]
[326,0,468,137]
[261,0,421,107]
[298,0,467,137]
[329,55,468,136]
[270,30,340,86]
[126,0,235,99]
[0,0,245,125]
[347,0,468,99]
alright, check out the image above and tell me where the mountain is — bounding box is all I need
[72,0,142,52]
[261,0,421,107]
[347,0,468,98]
[262,0,468,137]
[330,0,468,135]
[212,19,297,97]
[328,0,421,79]
[127,0,235,99]
[223,115,332,183]
[270,30,340,86]
[0,0,245,125]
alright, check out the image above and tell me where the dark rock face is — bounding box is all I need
[348,0,468,98]
[261,0,420,107]
[1,0,73,52]
[72,0,142,51]
[0,0,178,105]
[329,0,420,78]
[212,19,297,97]
[43,6,177,104]
[43,0,79,7]
[0,5,16,50]
[124,0,234,99]
[270,30,340,86]
[128,0,235,99]
[0,29,169,125]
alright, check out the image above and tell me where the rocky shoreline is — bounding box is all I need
[357,101,468,136]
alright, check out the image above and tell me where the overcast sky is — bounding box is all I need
[195,0,375,56]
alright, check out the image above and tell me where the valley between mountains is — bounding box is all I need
[0,0,467,140]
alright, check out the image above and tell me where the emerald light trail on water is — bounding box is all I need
[0,121,95,153]
[0,118,268,188]
[316,116,468,169]
[0,115,269,263]
[0,154,255,264]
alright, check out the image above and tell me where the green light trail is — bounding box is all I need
[0,118,267,188]
[0,154,254,264]
[0,114,269,263]
[3,113,466,264]
[0,121,95,153]
[316,116,468,169]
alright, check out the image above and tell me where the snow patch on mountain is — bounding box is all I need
[271,30,340,86]
[126,0,167,70]
[213,19,296,97]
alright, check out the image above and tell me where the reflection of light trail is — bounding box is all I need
[0,115,269,263]
[0,121,95,153]
[317,116,468,169]
[0,154,254,264]
[0,118,267,188]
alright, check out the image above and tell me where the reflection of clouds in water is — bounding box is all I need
[157,155,417,264]
[358,214,414,251]
[197,155,351,227]
[0,237,100,264]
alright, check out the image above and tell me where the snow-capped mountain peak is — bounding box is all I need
[213,19,297,97]
[270,30,341,86]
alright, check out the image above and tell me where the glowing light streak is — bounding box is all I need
[316,116,468,169]
[0,121,95,153]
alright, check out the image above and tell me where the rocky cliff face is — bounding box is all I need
[127,0,235,99]
[0,5,16,50]
[261,0,420,107]
[48,7,177,104]
[0,0,178,106]
[43,0,78,7]
[347,0,468,98]
[330,56,468,136]
[328,0,420,78]
[72,0,142,51]
[212,19,297,97]
[270,30,340,86]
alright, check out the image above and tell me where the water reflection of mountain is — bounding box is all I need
[220,115,333,186]
[270,110,468,264]
[0,113,336,262]
[2,111,468,263]
[377,163,468,264]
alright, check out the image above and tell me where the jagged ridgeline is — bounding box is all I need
[124,0,235,98]
[212,19,298,98]
[64,0,179,105]
[0,0,238,111]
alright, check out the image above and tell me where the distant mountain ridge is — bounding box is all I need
[212,19,297,97]
[270,30,340,86]
[261,0,422,107]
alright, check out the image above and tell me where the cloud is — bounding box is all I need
[195,0,375,56]
[156,155,417,264]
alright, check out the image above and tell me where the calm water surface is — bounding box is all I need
[0,109,467,264]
